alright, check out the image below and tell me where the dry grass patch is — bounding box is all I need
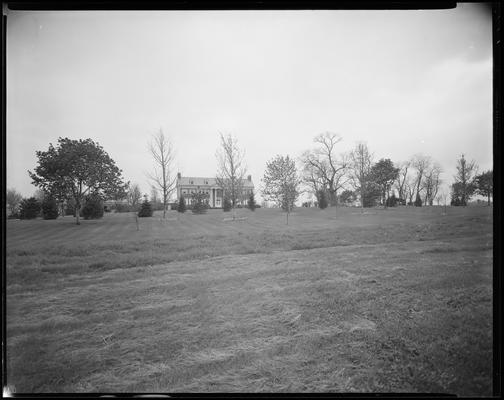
[6,206,493,395]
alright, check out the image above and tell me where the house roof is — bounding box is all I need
[178,176,254,188]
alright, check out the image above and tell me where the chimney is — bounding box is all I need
[177,172,181,180]
[247,175,252,181]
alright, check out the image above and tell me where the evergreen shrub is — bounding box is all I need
[138,199,153,217]
[19,197,41,220]
[223,197,232,212]
[178,195,186,213]
[248,193,257,211]
[81,194,104,219]
[42,196,59,219]
[191,192,209,214]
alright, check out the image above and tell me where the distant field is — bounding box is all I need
[5,206,493,395]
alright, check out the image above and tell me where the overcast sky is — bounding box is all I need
[7,4,493,202]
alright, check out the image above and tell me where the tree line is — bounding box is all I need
[258,132,492,216]
[6,131,493,225]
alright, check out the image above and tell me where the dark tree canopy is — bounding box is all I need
[19,197,41,220]
[317,189,328,209]
[474,170,493,205]
[138,198,153,217]
[369,159,399,207]
[248,192,257,211]
[178,194,187,213]
[29,137,128,224]
[339,189,356,205]
[41,196,59,220]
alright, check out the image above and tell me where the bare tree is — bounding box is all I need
[7,188,23,216]
[410,154,432,201]
[437,189,449,214]
[300,156,324,201]
[300,132,349,206]
[404,174,416,205]
[395,161,410,203]
[148,129,177,219]
[150,186,160,209]
[421,163,442,206]
[127,183,142,211]
[215,133,247,218]
[349,142,374,211]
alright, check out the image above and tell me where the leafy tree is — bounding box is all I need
[7,188,23,217]
[474,170,493,205]
[65,198,76,216]
[41,196,59,219]
[339,189,356,205]
[191,192,209,214]
[369,159,399,208]
[138,198,153,217]
[300,132,349,206]
[178,194,187,213]
[81,193,104,219]
[29,137,127,225]
[248,192,257,211]
[316,189,328,209]
[262,155,301,224]
[452,154,478,206]
[19,197,40,219]
[362,182,381,207]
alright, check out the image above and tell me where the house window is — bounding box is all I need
[190,180,194,184]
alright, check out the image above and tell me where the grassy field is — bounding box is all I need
[5,206,493,395]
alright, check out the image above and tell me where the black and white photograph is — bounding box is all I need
[4,2,495,396]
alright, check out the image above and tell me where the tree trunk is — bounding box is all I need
[329,190,337,207]
[75,203,81,225]
[488,193,491,205]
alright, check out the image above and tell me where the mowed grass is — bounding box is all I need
[6,206,493,395]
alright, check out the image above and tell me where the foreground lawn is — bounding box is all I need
[5,206,493,395]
